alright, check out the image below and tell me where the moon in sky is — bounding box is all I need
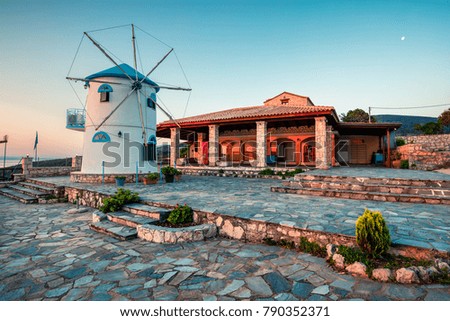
[401,36,406,41]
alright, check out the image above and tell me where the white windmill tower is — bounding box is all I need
[66,24,190,182]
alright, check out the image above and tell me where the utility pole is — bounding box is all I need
[368,107,372,123]
[1,135,8,179]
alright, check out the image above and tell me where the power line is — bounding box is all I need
[370,103,450,110]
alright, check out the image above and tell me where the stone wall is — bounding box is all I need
[65,186,111,209]
[399,134,450,152]
[28,166,73,178]
[70,172,148,184]
[397,134,450,170]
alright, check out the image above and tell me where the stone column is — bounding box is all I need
[315,117,329,169]
[331,133,336,167]
[72,155,83,170]
[22,156,33,177]
[170,127,180,167]
[197,133,205,165]
[256,121,267,167]
[208,125,219,166]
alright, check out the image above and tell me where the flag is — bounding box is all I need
[34,131,38,150]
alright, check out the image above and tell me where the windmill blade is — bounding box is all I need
[66,77,126,86]
[136,89,147,144]
[84,32,135,83]
[151,98,181,128]
[95,88,136,131]
[140,48,174,84]
[131,24,139,81]
[155,85,191,91]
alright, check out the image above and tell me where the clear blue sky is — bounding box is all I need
[1,0,449,157]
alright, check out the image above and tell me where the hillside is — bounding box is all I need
[374,114,448,135]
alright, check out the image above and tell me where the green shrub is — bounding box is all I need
[146,172,159,180]
[99,188,139,213]
[355,209,391,257]
[167,204,194,225]
[338,245,369,266]
[396,138,406,147]
[299,237,327,257]
[400,160,409,169]
[283,168,304,177]
[259,168,275,176]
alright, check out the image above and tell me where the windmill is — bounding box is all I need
[66,24,190,177]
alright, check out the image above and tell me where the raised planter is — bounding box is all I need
[137,223,217,244]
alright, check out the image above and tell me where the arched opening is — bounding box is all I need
[220,140,241,163]
[144,135,157,161]
[275,138,296,165]
[301,137,316,165]
[242,141,256,163]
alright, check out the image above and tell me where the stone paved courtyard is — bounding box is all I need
[0,196,449,301]
[38,173,450,252]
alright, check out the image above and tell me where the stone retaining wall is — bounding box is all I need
[65,186,111,209]
[399,134,450,152]
[70,172,149,184]
[28,166,73,178]
[397,144,450,171]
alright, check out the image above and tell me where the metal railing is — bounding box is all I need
[66,108,86,130]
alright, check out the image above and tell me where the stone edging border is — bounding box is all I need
[137,223,217,244]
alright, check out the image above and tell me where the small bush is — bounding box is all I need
[167,204,194,225]
[299,237,327,257]
[400,160,409,169]
[146,172,159,180]
[259,168,275,176]
[396,138,406,147]
[99,188,139,213]
[284,168,304,177]
[355,209,391,257]
[338,245,369,266]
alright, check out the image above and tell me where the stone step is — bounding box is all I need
[0,188,38,204]
[294,174,450,188]
[122,203,171,220]
[18,181,55,193]
[8,184,50,198]
[271,186,450,205]
[283,180,450,197]
[89,221,137,240]
[106,211,158,228]
[25,178,59,189]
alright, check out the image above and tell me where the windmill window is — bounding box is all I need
[98,84,113,102]
[92,131,111,143]
[144,135,157,161]
[147,93,156,109]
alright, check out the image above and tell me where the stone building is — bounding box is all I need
[157,92,400,169]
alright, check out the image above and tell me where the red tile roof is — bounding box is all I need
[158,105,335,127]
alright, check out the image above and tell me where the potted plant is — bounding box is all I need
[115,176,126,187]
[161,166,177,183]
[143,172,159,185]
[174,169,182,182]
[392,152,402,169]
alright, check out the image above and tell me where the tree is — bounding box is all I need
[438,109,450,127]
[340,108,375,123]
[414,122,443,135]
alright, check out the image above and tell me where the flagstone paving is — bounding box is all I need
[0,196,449,301]
[37,173,450,252]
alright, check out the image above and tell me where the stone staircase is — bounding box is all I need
[271,174,450,205]
[0,180,59,204]
[89,203,171,240]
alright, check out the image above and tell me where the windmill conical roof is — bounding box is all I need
[86,63,159,92]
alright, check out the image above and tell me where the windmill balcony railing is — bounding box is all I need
[66,108,86,131]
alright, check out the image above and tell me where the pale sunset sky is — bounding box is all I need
[0,0,449,157]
